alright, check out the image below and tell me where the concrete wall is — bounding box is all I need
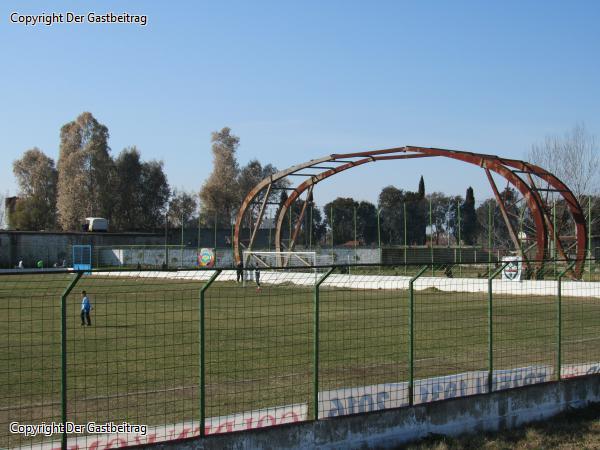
[153,375,600,450]
[0,231,163,268]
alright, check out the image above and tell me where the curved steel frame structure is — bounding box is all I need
[234,146,587,278]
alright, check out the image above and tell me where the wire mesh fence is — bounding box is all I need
[1,261,599,449]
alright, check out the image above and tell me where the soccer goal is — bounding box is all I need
[241,251,334,285]
[242,251,334,269]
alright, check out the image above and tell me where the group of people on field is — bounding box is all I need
[236,262,261,290]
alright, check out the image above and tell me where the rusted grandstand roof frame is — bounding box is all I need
[233,146,587,279]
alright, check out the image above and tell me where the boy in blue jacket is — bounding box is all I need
[81,290,92,326]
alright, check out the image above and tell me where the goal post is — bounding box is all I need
[241,251,334,285]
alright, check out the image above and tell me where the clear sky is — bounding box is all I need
[1,0,599,207]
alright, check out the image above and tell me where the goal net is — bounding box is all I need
[242,251,333,269]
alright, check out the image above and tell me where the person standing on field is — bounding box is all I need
[254,267,261,291]
[81,290,92,326]
[236,261,243,283]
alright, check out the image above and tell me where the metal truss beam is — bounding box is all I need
[233,146,587,278]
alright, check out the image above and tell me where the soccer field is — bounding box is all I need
[1,272,599,448]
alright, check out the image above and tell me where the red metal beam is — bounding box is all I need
[233,145,586,278]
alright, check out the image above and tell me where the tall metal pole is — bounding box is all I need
[231,221,234,257]
[181,212,184,267]
[61,271,83,450]
[553,199,557,277]
[268,213,272,251]
[314,267,334,419]
[197,213,201,251]
[488,201,492,273]
[377,208,381,249]
[404,202,407,274]
[164,209,169,269]
[557,262,576,381]
[488,263,508,394]
[458,199,462,277]
[354,205,357,265]
[589,197,593,281]
[330,206,334,262]
[309,204,313,250]
[213,212,217,250]
[200,269,221,436]
[409,266,428,406]
[429,197,433,275]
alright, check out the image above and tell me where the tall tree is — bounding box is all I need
[112,147,143,231]
[356,201,378,244]
[168,190,198,227]
[529,124,599,200]
[139,160,170,230]
[448,195,465,244]
[11,148,58,230]
[460,187,477,245]
[323,197,359,244]
[378,186,405,245]
[528,124,600,245]
[418,175,425,199]
[199,127,240,227]
[404,191,427,245]
[56,112,114,230]
[428,192,454,245]
[237,159,283,229]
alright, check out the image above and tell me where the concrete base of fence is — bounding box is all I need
[153,375,600,450]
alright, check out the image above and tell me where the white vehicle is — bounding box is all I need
[84,217,109,232]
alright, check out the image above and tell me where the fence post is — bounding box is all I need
[408,265,428,406]
[429,197,434,276]
[403,202,407,275]
[314,267,334,420]
[557,262,576,381]
[199,269,221,437]
[61,271,83,450]
[589,197,593,281]
[488,263,508,394]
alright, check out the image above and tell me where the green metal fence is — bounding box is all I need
[1,263,599,449]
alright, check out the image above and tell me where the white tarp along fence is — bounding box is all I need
[92,269,600,298]
[318,365,554,419]
[16,360,597,449]
[20,403,307,450]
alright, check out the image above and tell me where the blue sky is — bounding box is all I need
[1,0,599,207]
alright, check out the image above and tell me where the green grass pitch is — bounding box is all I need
[1,272,598,448]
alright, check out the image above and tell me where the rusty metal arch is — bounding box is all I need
[233,146,587,278]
